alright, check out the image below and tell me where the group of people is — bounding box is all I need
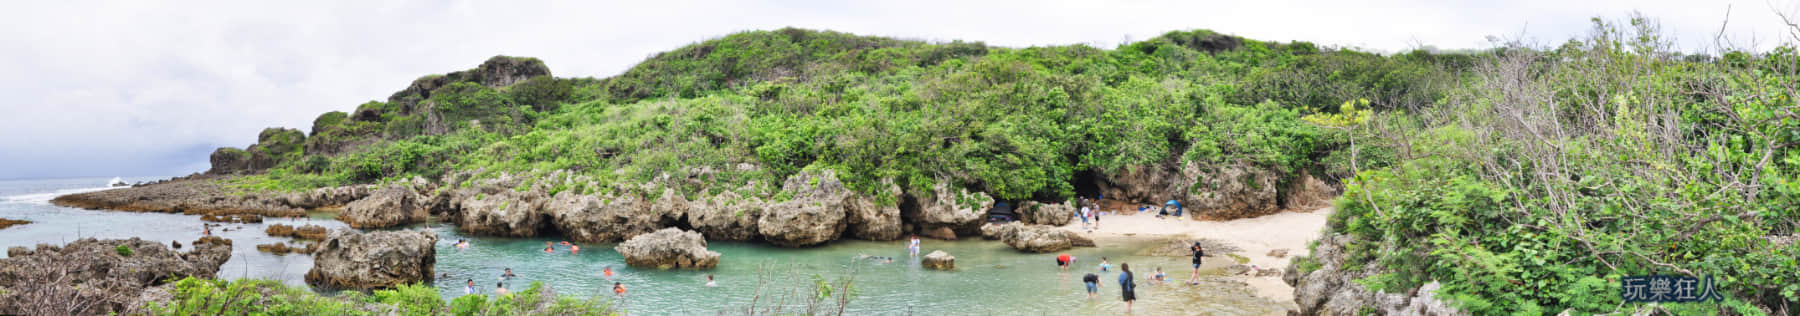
[542,241,580,253]
[1062,242,1208,312]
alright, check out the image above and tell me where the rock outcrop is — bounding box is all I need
[994,223,1095,253]
[1189,161,1283,219]
[547,190,681,243]
[1097,159,1291,220]
[337,185,428,229]
[0,237,232,315]
[50,178,371,218]
[615,228,720,270]
[905,181,991,240]
[305,229,437,290]
[844,180,903,241]
[685,192,765,241]
[266,223,329,241]
[0,218,31,230]
[456,190,550,237]
[757,171,853,247]
[1016,201,1074,226]
[922,250,955,270]
[1284,233,1464,316]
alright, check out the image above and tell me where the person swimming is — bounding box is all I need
[612,282,627,296]
[706,274,716,287]
[495,282,509,296]
[501,268,518,278]
[559,241,572,246]
[603,266,614,278]
[455,239,469,249]
[570,244,580,254]
[1098,257,1112,272]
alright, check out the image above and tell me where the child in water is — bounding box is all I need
[1152,267,1166,285]
[1098,257,1112,272]
[908,235,921,257]
[603,266,615,278]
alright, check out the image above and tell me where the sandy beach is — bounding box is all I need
[1056,205,1334,310]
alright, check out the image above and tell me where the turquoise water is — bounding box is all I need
[1,178,1284,315]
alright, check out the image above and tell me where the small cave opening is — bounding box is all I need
[1071,169,1105,200]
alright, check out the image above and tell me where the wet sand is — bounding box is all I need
[1059,205,1334,313]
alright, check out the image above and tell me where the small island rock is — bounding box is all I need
[615,228,720,270]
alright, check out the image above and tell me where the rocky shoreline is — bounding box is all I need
[0,237,233,315]
[49,174,371,218]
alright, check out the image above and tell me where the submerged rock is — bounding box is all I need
[615,228,720,270]
[337,185,428,229]
[922,250,955,270]
[305,229,437,290]
[0,237,232,315]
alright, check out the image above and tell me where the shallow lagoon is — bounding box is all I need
[1,178,1284,315]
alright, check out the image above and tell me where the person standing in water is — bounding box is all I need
[1056,254,1073,271]
[1119,263,1137,312]
[495,283,509,296]
[464,279,476,294]
[1189,242,1206,284]
[1082,272,1101,299]
[908,235,921,257]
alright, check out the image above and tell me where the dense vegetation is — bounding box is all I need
[211,18,1800,314]
[230,28,1377,204]
[1301,17,1800,315]
[141,277,616,315]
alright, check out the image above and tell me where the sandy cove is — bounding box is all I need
[1054,205,1333,311]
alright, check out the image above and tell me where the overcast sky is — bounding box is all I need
[2,0,1797,180]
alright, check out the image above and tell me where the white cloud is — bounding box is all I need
[1,0,1796,179]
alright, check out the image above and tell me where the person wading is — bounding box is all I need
[1119,263,1137,312]
[1188,242,1206,284]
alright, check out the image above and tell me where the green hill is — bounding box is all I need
[200,22,1799,314]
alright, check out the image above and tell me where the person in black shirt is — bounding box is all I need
[1188,242,1205,284]
[1082,273,1100,299]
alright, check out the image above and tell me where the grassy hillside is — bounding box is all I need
[207,21,1800,314]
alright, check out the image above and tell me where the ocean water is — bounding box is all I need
[0,177,1284,315]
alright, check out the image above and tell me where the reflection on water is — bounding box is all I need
[2,177,1286,315]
